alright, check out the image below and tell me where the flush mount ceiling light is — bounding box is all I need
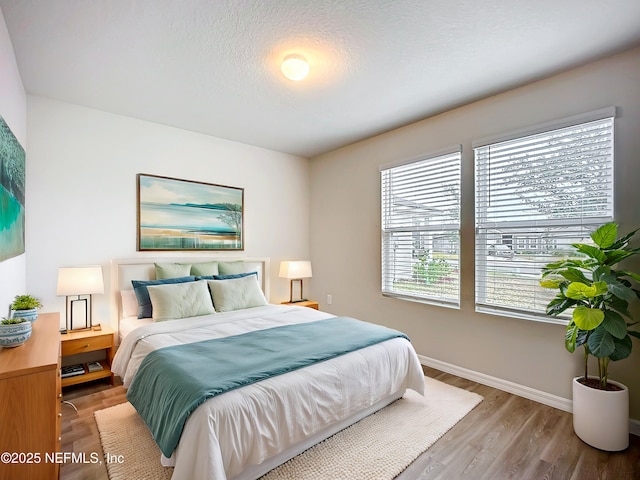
[281,54,309,81]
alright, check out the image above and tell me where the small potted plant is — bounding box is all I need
[10,294,43,322]
[0,316,32,348]
[540,222,640,451]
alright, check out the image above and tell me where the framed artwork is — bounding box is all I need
[0,116,25,262]
[137,174,244,251]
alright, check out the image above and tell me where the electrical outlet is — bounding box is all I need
[327,294,333,305]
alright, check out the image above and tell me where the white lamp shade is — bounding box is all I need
[279,261,312,279]
[57,266,104,296]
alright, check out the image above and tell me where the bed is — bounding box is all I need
[110,256,425,480]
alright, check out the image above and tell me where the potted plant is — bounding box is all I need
[10,294,43,322]
[540,222,640,451]
[0,317,32,348]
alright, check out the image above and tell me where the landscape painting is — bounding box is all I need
[137,174,244,251]
[0,116,25,262]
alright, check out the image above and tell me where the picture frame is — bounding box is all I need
[137,173,244,251]
[0,116,26,263]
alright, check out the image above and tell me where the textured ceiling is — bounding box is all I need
[2,0,640,158]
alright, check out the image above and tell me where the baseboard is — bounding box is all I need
[419,355,640,439]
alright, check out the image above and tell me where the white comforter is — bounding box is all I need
[112,305,425,480]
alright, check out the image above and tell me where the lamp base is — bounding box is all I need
[289,298,308,303]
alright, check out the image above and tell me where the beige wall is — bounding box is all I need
[310,47,640,418]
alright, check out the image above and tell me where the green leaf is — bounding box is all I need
[573,306,604,330]
[540,279,563,289]
[592,265,611,282]
[559,268,589,284]
[566,282,599,300]
[565,323,578,353]
[601,310,627,339]
[607,281,636,301]
[610,226,640,250]
[587,327,615,358]
[592,281,609,296]
[618,270,640,283]
[607,296,631,318]
[591,223,617,248]
[628,330,640,340]
[546,296,577,316]
[573,243,606,263]
[576,329,589,347]
[603,249,634,266]
[609,335,633,361]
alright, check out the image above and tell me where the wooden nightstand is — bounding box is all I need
[281,300,319,310]
[61,327,114,387]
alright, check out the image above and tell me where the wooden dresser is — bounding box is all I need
[0,312,61,480]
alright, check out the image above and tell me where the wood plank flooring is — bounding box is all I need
[60,367,640,480]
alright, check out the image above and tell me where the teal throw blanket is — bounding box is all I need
[127,317,409,457]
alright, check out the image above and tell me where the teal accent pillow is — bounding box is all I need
[155,263,192,280]
[190,261,219,276]
[147,280,215,321]
[132,276,196,318]
[218,261,245,275]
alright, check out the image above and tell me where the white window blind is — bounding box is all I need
[381,149,461,307]
[474,115,614,322]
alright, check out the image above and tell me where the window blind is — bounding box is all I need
[474,116,614,321]
[381,150,461,306]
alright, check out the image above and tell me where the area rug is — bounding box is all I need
[94,376,482,480]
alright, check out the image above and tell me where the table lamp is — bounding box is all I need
[279,260,312,303]
[56,265,104,332]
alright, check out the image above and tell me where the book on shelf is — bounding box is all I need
[61,364,85,378]
[87,361,103,373]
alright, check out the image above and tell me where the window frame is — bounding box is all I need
[473,107,616,324]
[380,146,462,308]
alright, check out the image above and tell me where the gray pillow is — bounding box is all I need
[155,262,192,280]
[147,280,215,321]
[218,261,245,275]
[207,275,268,312]
[190,261,219,276]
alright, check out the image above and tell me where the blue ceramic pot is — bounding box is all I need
[0,320,32,348]
[11,308,38,322]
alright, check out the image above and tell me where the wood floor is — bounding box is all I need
[60,367,640,480]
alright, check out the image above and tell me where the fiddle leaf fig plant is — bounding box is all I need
[540,222,640,389]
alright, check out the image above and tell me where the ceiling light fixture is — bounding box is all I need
[281,54,309,81]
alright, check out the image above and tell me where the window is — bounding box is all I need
[381,148,461,307]
[474,108,615,322]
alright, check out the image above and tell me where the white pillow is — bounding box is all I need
[207,275,268,312]
[120,290,139,318]
[147,280,215,321]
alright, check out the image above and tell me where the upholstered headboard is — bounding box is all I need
[109,256,270,340]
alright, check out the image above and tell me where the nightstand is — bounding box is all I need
[281,300,319,310]
[60,327,114,387]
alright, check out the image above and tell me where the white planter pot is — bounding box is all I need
[572,376,629,451]
[11,308,38,322]
[0,321,32,348]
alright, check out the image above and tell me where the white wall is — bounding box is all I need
[310,47,640,417]
[0,8,26,316]
[26,97,311,329]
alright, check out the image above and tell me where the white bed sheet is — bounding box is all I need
[112,305,425,480]
[118,316,153,340]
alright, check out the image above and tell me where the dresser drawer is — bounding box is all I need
[61,333,112,356]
